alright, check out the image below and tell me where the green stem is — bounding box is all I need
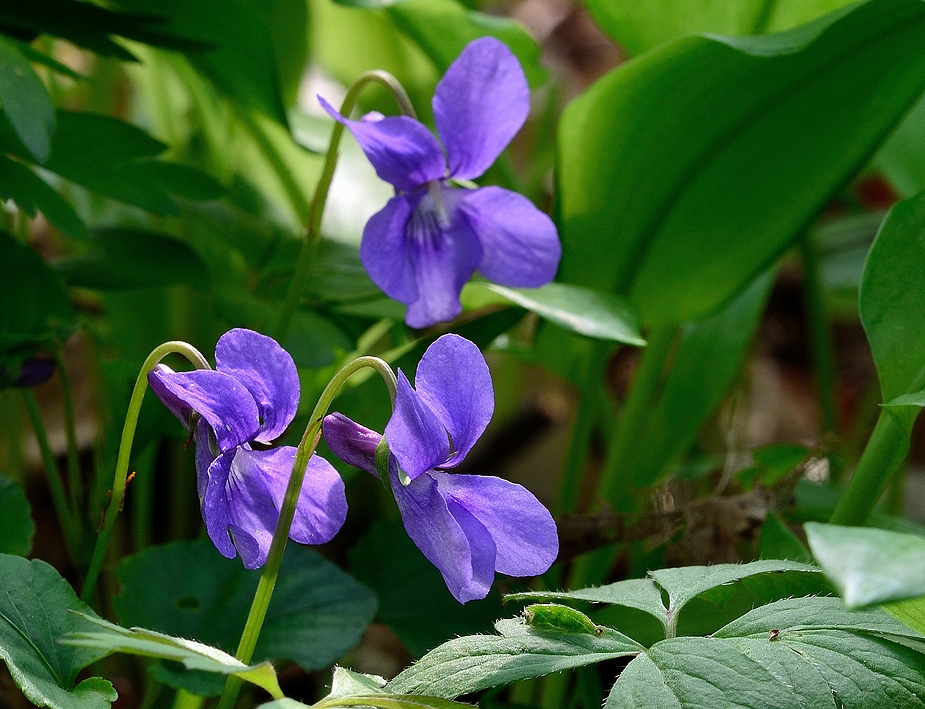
[215,356,397,709]
[829,406,917,525]
[55,348,84,537]
[21,390,79,564]
[800,236,838,436]
[273,71,416,343]
[80,342,211,605]
[555,342,609,514]
[750,0,778,34]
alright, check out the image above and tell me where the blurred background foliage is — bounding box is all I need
[5,0,925,705]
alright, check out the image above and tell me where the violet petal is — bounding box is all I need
[433,37,529,181]
[392,468,495,603]
[385,370,450,480]
[319,96,445,191]
[148,367,260,452]
[214,328,299,444]
[322,412,381,478]
[413,334,493,468]
[202,450,238,560]
[460,186,561,287]
[436,472,558,577]
[289,453,348,546]
[360,193,422,307]
[403,187,483,327]
[193,418,216,500]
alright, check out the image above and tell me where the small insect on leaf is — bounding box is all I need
[524,603,605,636]
[769,628,781,641]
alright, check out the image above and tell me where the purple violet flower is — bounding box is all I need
[319,37,561,328]
[148,328,347,569]
[323,334,558,603]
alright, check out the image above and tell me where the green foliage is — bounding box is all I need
[64,614,284,699]
[0,555,116,709]
[349,520,504,658]
[806,523,925,608]
[585,0,857,56]
[393,562,925,709]
[461,282,645,345]
[558,0,925,326]
[0,473,33,555]
[0,34,54,162]
[113,538,377,695]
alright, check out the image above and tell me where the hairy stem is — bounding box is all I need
[80,342,211,605]
[216,356,397,709]
[273,70,416,343]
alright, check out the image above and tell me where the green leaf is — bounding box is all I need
[64,615,283,699]
[461,282,645,345]
[586,0,857,56]
[114,0,288,125]
[860,190,925,403]
[0,473,33,555]
[607,601,925,709]
[509,560,822,636]
[381,0,544,87]
[805,522,925,608]
[558,0,925,326]
[0,554,116,709]
[758,511,812,563]
[267,688,474,709]
[0,35,54,163]
[0,231,76,356]
[0,155,87,239]
[387,617,642,698]
[114,539,377,696]
[52,229,209,290]
[349,520,504,658]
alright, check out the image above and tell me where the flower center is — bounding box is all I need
[408,182,456,245]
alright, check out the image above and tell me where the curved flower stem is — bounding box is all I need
[80,342,211,605]
[273,71,417,343]
[216,355,397,709]
[21,390,79,565]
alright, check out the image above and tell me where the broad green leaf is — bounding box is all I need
[52,229,209,290]
[876,92,925,198]
[586,0,857,56]
[558,0,925,326]
[0,231,76,356]
[114,539,376,696]
[64,615,283,699]
[620,270,773,488]
[860,190,925,403]
[461,282,645,345]
[115,0,287,124]
[615,598,925,709]
[349,520,503,658]
[0,473,33,555]
[0,554,116,709]
[805,522,925,608]
[0,35,54,163]
[0,155,87,239]
[387,617,642,698]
